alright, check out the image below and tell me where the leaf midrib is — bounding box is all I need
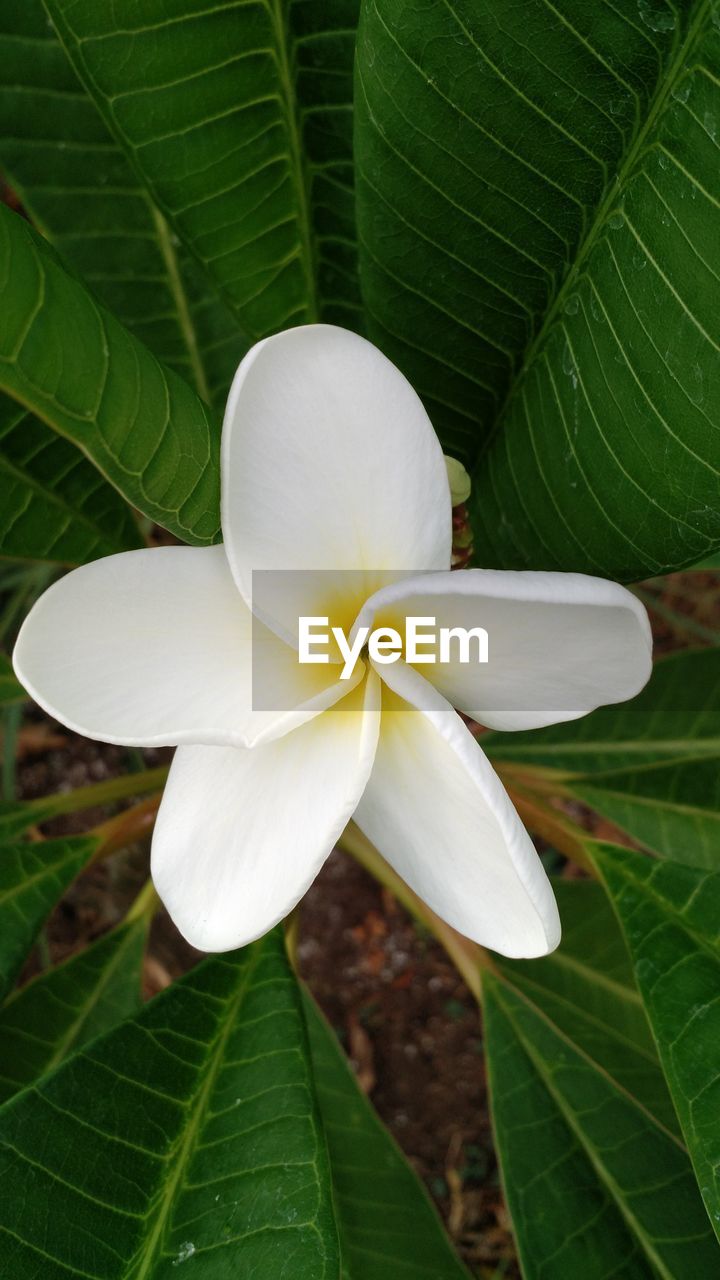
[529,947,643,1008]
[0,412,129,552]
[0,842,92,907]
[572,750,720,784]
[2,23,221,408]
[267,0,318,322]
[477,0,713,466]
[491,978,690,1280]
[487,738,720,762]
[46,924,143,1073]
[129,948,260,1279]
[495,971,683,1146]
[598,854,720,963]
[149,204,211,404]
[48,0,319,333]
[576,780,720,821]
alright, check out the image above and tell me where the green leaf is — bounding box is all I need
[0,394,142,563]
[0,929,340,1278]
[43,0,362,338]
[484,647,720,771]
[573,755,720,867]
[0,202,221,543]
[484,880,720,1278]
[0,653,25,706]
[0,834,95,1001]
[304,992,471,1279]
[0,801,49,841]
[355,0,720,579]
[594,843,720,1244]
[0,0,246,409]
[0,803,38,842]
[497,880,679,1135]
[0,915,147,1104]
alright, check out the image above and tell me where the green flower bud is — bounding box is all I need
[444,455,471,506]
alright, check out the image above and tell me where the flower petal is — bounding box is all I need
[13,545,359,748]
[222,325,452,639]
[151,672,381,951]
[355,660,560,958]
[354,569,652,730]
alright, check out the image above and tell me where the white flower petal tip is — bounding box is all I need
[354,568,652,732]
[356,660,561,960]
[151,672,381,953]
[221,324,452,636]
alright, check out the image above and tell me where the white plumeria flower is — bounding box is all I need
[13,326,652,959]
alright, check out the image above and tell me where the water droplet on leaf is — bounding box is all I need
[689,363,704,405]
[561,341,578,389]
[671,80,691,104]
[637,0,676,31]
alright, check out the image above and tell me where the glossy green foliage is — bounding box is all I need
[0,834,95,1000]
[0,916,147,1104]
[43,0,362,338]
[0,0,245,409]
[0,203,221,543]
[355,0,720,578]
[304,993,472,1279]
[0,803,38,841]
[0,394,142,562]
[484,880,719,1279]
[498,881,679,1134]
[0,4,718,1276]
[0,929,340,1278]
[484,647,720,771]
[596,843,720,1245]
[575,754,720,866]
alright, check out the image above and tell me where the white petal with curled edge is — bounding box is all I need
[353,569,652,730]
[13,545,360,749]
[355,661,560,958]
[221,325,452,641]
[151,671,381,951]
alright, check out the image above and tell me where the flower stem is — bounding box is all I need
[503,783,593,871]
[492,759,575,793]
[90,793,162,861]
[338,821,490,1002]
[125,876,161,924]
[29,765,169,820]
[284,908,300,972]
